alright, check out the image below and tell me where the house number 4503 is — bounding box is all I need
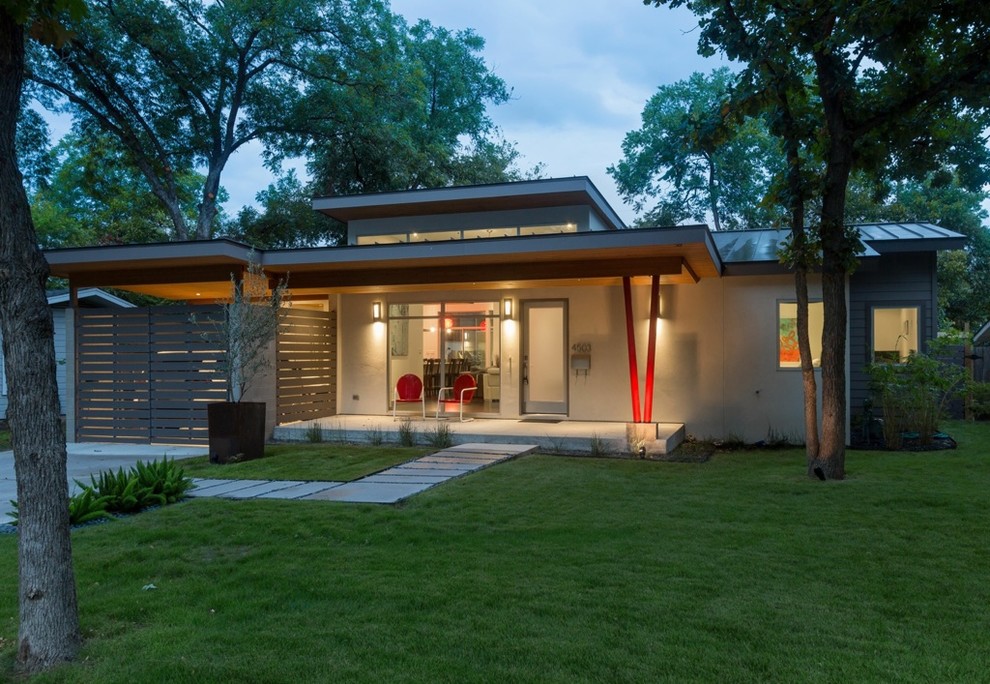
[571,343,592,353]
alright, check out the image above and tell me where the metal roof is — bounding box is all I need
[713,223,965,265]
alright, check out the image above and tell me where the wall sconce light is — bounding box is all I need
[372,301,383,322]
[502,297,513,320]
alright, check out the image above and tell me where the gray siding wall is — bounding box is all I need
[849,251,938,415]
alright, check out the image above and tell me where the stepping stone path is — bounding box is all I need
[187,443,536,505]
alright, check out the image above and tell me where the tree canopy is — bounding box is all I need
[26,0,522,244]
[609,68,787,230]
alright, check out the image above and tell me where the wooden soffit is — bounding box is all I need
[45,227,721,301]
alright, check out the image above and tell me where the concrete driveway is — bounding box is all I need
[1,443,207,526]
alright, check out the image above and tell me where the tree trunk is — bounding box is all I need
[810,49,856,480]
[795,268,820,465]
[813,157,854,480]
[0,10,81,673]
[816,265,847,479]
[778,99,820,468]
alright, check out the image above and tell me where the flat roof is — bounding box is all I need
[46,226,720,301]
[313,177,627,230]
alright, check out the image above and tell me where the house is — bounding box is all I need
[0,287,133,420]
[43,177,963,446]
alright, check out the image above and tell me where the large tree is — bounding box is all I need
[300,19,519,196]
[647,0,990,479]
[225,171,344,248]
[0,0,84,673]
[27,2,522,245]
[30,129,206,247]
[609,68,787,230]
[28,0,400,241]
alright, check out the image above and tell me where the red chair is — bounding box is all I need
[437,373,477,422]
[393,373,426,420]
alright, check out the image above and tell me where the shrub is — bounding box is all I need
[133,457,194,504]
[868,344,969,449]
[85,467,159,514]
[305,422,324,443]
[68,488,113,525]
[398,417,417,447]
[11,457,192,528]
[425,422,453,449]
[365,424,385,446]
[971,383,990,420]
[589,433,611,458]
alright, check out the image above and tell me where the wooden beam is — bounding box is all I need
[286,256,685,290]
[64,265,239,288]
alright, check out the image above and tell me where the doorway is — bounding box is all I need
[521,300,567,414]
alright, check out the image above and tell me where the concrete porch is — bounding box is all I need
[272,415,685,456]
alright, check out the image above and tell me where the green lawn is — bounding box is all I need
[176,443,431,482]
[2,421,988,683]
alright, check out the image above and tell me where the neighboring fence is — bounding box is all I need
[276,308,337,424]
[75,306,226,445]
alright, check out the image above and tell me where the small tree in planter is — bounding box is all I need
[201,256,288,463]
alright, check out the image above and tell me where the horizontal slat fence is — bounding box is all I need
[76,306,226,445]
[276,308,337,423]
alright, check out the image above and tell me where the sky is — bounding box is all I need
[217,0,731,226]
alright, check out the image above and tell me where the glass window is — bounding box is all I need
[872,306,919,363]
[519,223,578,236]
[387,301,502,417]
[463,227,517,239]
[355,234,407,245]
[409,230,461,242]
[778,301,823,368]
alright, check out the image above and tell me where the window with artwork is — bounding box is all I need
[872,306,920,363]
[778,301,823,368]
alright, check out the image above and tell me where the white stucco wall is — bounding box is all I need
[334,275,824,443]
[655,275,824,441]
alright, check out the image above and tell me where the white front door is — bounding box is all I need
[521,300,567,414]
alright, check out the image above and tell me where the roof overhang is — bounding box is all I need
[45,227,722,301]
[313,177,627,230]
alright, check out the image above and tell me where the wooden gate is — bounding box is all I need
[276,308,337,423]
[75,306,226,444]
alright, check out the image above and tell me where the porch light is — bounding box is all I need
[502,297,513,319]
[372,301,383,322]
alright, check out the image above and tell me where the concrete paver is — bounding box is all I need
[212,481,307,499]
[186,479,270,497]
[254,482,344,499]
[303,481,435,503]
[361,474,451,485]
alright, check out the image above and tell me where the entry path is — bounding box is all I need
[187,443,536,505]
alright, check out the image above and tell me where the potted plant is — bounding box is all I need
[202,256,288,464]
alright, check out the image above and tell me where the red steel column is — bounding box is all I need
[622,276,642,423]
[643,275,660,423]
